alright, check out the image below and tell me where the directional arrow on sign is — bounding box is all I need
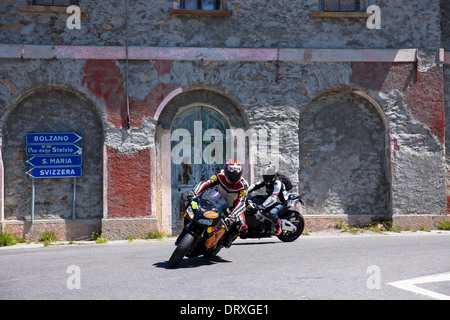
[26,155,82,167]
[26,166,82,179]
[26,132,82,145]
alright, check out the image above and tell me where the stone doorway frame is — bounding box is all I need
[154,88,249,235]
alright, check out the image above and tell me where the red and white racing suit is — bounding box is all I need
[193,170,249,232]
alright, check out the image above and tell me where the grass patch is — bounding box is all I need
[336,218,400,235]
[335,221,360,234]
[95,236,108,244]
[363,218,402,234]
[39,231,58,246]
[366,225,385,234]
[91,231,108,244]
[40,231,58,242]
[438,221,450,230]
[145,231,165,240]
[0,231,18,247]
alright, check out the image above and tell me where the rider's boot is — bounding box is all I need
[273,219,282,236]
[237,220,248,237]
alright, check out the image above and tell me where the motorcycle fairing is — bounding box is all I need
[204,225,226,248]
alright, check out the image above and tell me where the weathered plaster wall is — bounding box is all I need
[350,52,446,216]
[0,51,447,234]
[0,0,442,49]
[0,0,448,238]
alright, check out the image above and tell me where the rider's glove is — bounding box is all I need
[186,191,195,201]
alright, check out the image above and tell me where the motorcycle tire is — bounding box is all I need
[204,245,222,258]
[168,232,195,268]
[277,211,305,242]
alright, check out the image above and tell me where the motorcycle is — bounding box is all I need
[242,194,305,242]
[168,188,231,268]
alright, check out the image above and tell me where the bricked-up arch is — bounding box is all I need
[299,89,391,219]
[2,87,103,221]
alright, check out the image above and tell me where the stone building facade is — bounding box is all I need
[0,0,449,240]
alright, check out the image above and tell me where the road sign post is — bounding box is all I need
[26,132,83,221]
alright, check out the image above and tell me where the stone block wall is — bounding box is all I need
[0,0,448,239]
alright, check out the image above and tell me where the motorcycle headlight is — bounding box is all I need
[198,218,213,226]
[185,206,194,219]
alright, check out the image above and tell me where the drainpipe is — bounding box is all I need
[125,0,131,130]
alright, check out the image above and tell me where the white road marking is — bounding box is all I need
[388,272,450,300]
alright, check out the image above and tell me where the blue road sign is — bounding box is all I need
[26,144,82,156]
[26,132,82,145]
[25,132,83,179]
[26,166,82,179]
[26,155,82,167]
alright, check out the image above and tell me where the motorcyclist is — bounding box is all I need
[192,159,249,245]
[248,164,288,236]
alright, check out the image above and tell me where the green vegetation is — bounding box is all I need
[95,236,108,244]
[0,231,18,247]
[39,231,58,242]
[438,221,450,230]
[145,231,165,240]
[39,231,58,246]
[335,218,401,235]
[91,231,108,244]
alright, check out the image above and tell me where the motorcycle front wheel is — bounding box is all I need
[277,211,305,242]
[168,232,195,268]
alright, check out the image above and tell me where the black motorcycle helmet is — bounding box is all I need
[224,159,243,184]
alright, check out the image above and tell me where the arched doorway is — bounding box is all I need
[299,90,391,218]
[170,106,230,233]
[155,89,248,235]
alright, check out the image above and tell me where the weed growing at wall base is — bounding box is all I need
[438,221,450,230]
[0,231,18,246]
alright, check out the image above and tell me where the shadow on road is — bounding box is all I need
[153,255,232,269]
[232,240,280,246]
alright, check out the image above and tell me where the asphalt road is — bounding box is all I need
[1,230,449,301]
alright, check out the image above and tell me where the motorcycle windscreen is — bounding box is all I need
[199,189,228,213]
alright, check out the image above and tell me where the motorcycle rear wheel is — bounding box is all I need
[277,211,305,242]
[168,233,195,268]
